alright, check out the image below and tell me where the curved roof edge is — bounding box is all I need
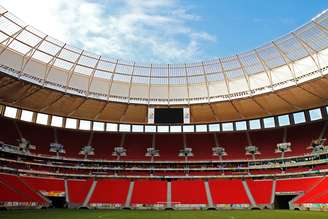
[0,6,328,105]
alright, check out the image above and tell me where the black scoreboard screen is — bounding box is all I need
[154,108,184,124]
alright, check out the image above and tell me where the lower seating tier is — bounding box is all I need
[1,173,328,209]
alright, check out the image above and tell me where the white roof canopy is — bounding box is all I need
[0,6,328,105]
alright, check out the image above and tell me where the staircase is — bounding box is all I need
[82,180,97,208]
[242,180,256,207]
[204,180,214,209]
[124,180,135,208]
[167,181,172,209]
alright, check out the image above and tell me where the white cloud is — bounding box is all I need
[0,0,216,63]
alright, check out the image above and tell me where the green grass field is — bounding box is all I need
[0,209,327,219]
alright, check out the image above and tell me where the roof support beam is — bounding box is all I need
[87,56,102,96]
[291,32,322,75]
[236,55,252,95]
[11,86,42,104]
[201,62,211,102]
[19,35,48,78]
[271,41,298,85]
[251,97,273,116]
[67,98,88,117]
[167,64,170,105]
[119,104,130,122]
[253,49,274,90]
[236,55,271,116]
[218,59,231,97]
[0,10,7,18]
[127,62,136,104]
[0,26,27,57]
[93,102,108,120]
[184,64,191,105]
[42,43,66,86]
[218,58,244,119]
[64,50,84,92]
[201,62,219,120]
[312,20,328,35]
[298,85,328,101]
[0,78,19,89]
[275,93,301,111]
[147,64,152,105]
[39,93,66,112]
[107,59,119,101]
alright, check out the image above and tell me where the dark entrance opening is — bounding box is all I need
[274,195,297,209]
[48,196,67,208]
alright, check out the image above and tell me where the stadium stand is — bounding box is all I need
[216,132,249,160]
[92,132,121,160]
[88,179,130,207]
[0,172,328,210]
[185,134,214,160]
[155,134,184,161]
[21,175,65,193]
[0,4,328,212]
[171,180,208,206]
[0,173,48,205]
[131,180,167,206]
[246,179,273,205]
[209,179,250,205]
[294,177,328,204]
[67,179,93,205]
[276,177,322,193]
[123,134,152,160]
[0,178,30,203]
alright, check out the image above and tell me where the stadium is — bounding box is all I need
[0,1,328,218]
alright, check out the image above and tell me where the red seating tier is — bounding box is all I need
[88,179,130,204]
[171,180,208,204]
[276,177,321,193]
[209,179,250,204]
[246,179,273,204]
[56,129,90,158]
[294,177,328,204]
[155,134,184,161]
[123,134,152,160]
[286,122,323,156]
[185,134,215,160]
[0,173,46,204]
[249,129,283,159]
[0,179,29,202]
[21,175,65,192]
[17,120,55,155]
[92,132,121,160]
[67,179,93,204]
[131,180,167,205]
[0,117,20,146]
[217,132,249,160]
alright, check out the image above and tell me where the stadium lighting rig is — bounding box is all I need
[112,146,127,160]
[275,142,292,158]
[179,147,193,161]
[307,138,327,154]
[212,146,227,161]
[17,138,36,154]
[245,145,261,160]
[49,142,65,157]
[145,147,160,162]
[79,145,95,159]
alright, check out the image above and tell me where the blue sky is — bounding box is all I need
[187,0,328,58]
[0,0,327,63]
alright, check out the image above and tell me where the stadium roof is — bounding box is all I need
[0,6,328,123]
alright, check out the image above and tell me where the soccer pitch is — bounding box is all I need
[1,209,327,219]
